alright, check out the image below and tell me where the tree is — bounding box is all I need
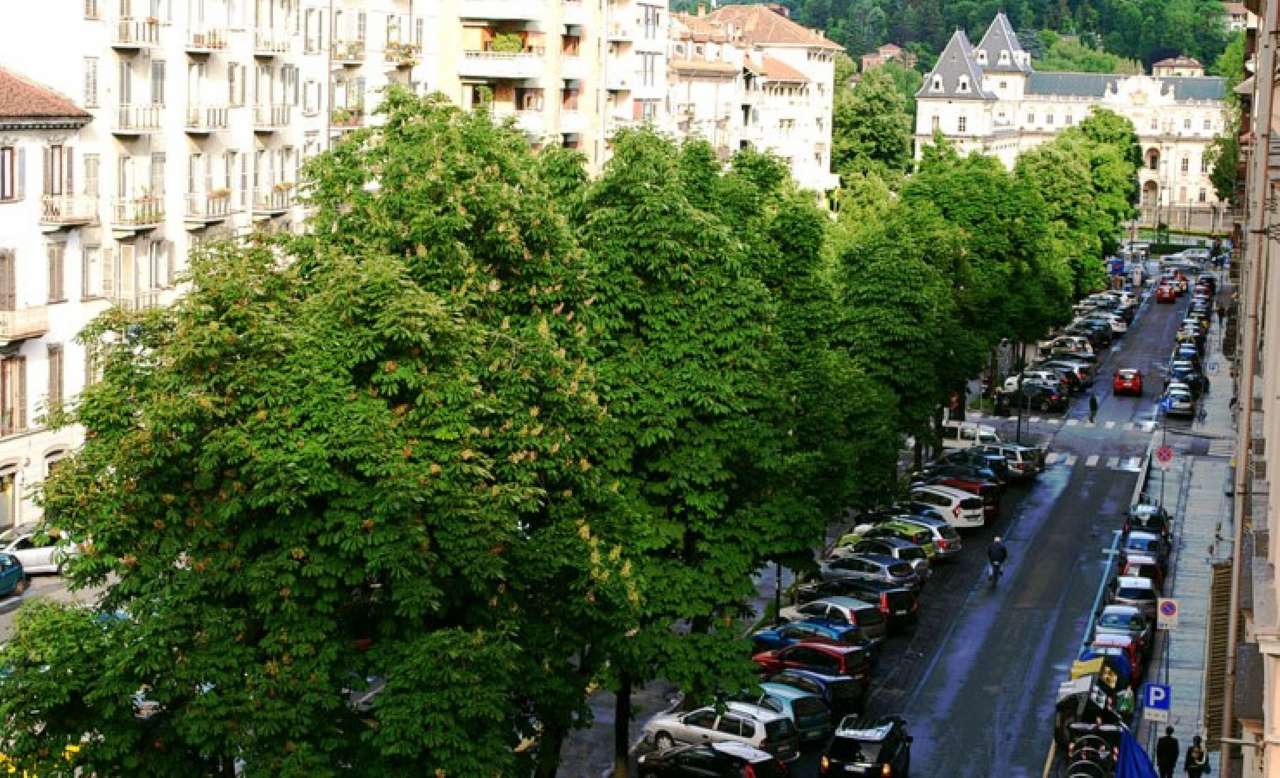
[832,66,915,180]
[1035,29,1143,73]
[1207,121,1240,204]
[1213,31,1246,95]
[1,90,635,778]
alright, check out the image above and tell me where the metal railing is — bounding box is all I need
[331,39,365,61]
[253,104,290,128]
[114,104,161,132]
[113,17,159,46]
[40,194,98,224]
[186,28,227,49]
[185,193,231,220]
[112,197,165,226]
[253,29,290,54]
[185,104,229,131]
[0,307,50,344]
[253,188,292,213]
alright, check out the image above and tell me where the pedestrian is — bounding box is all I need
[1185,735,1209,777]
[1156,726,1180,778]
[1089,394,1098,423]
[1217,304,1226,325]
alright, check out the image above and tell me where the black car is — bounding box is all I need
[822,716,913,777]
[915,463,1001,486]
[638,741,788,777]
[1011,381,1068,413]
[1124,503,1172,539]
[937,449,1011,483]
[793,578,918,632]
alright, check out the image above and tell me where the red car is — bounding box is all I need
[1155,284,1177,303]
[1112,369,1143,396]
[752,642,872,682]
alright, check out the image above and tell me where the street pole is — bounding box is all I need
[1015,342,1025,444]
[774,561,782,626]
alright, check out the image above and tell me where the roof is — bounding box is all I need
[760,54,809,82]
[975,12,1031,73]
[1154,55,1204,69]
[696,4,843,50]
[1225,1,1248,13]
[669,59,740,77]
[1025,72,1226,101]
[878,43,902,53]
[0,67,91,129]
[917,30,994,100]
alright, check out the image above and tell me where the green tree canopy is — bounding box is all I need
[832,66,915,181]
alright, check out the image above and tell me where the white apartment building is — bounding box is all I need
[668,4,839,192]
[916,14,1230,233]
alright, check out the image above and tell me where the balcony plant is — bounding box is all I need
[272,181,294,193]
[488,33,525,54]
[207,188,231,200]
[385,40,419,67]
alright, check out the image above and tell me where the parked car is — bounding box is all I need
[861,520,939,557]
[768,668,865,719]
[894,514,964,559]
[1094,605,1154,658]
[751,642,873,688]
[1087,635,1145,686]
[1108,576,1159,619]
[750,620,874,654]
[1170,362,1206,396]
[912,470,1001,518]
[851,538,930,581]
[753,682,834,744]
[910,485,985,529]
[794,578,919,632]
[939,420,1002,450]
[1040,357,1095,384]
[637,741,788,778]
[817,553,920,592]
[821,716,913,777]
[1125,503,1172,540]
[1012,381,1069,413]
[1119,553,1166,593]
[1162,385,1196,418]
[0,525,75,575]
[778,596,890,642]
[1123,530,1169,565]
[1155,284,1177,303]
[643,702,801,763]
[1112,369,1143,397]
[1002,370,1066,394]
[0,553,27,597]
[937,449,1011,483]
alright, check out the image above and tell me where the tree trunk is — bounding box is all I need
[613,674,632,778]
[912,436,923,472]
[534,719,567,778]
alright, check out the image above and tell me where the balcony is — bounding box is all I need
[384,41,420,69]
[560,110,585,135]
[252,187,293,217]
[605,72,631,92]
[185,104,229,134]
[562,0,585,25]
[459,50,544,80]
[331,106,365,129]
[186,28,228,53]
[112,104,162,135]
[606,26,633,43]
[40,195,98,228]
[513,110,545,136]
[253,29,290,56]
[459,0,546,21]
[561,54,585,81]
[253,104,290,132]
[112,197,165,231]
[112,17,160,50]
[185,192,232,225]
[0,307,49,347]
[332,39,365,65]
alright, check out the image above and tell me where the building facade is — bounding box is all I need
[860,42,916,72]
[915,14,1230,233]
[668,4,839,192]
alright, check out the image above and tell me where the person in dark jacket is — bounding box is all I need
[1156,726,1179,778]
[1185,735,1209,776]
[1089,394,1099,423]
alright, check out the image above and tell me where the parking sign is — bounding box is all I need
[1143,683,1171,723]
[1157,598,1179,630]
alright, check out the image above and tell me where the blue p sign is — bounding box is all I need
[1143,683,1171,711]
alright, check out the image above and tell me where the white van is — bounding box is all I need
[939,421,1002,450]
[909,484,985,528]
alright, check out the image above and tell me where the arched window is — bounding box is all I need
[957,75,970,93]
[1146,148,1160,170]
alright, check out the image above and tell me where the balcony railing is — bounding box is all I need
[331,107,364,128]
[186,28,228,51]
[253,187,293,214]
[40,194,98,226]
[0,307,50,346]
[185,104,229,132]
[459,50,544,79]
[113,291,163,312]
[253,29,290,55]
[112,197,165,227]
[331,39,365,63]
[185,192,232,221]
[253,104,290,130]
[113,104,162,134]
[384,41,420,68]
[112,17,160,48]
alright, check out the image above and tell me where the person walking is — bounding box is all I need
[1184,735,1209,777]
[1089,394,1099,424]
[1156,726,1180,778]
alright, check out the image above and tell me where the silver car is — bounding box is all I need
[817,553,920,590]
[1163,385,1195,418]
[0,524,75,574]
[1109,576,1158,619]
[643,701,801,762]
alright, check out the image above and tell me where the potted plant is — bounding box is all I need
[489,32,525,54]
[207,188,231,200]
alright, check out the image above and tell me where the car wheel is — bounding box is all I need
[14,577,28,595]
[654,733,674,751]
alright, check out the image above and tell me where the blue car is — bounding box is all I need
[0,553,28,597]
[750,620,876,658]
[757,682,833,743]
[767,668,866,719]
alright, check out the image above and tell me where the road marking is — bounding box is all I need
[1106,456,1120,468]
[1067,419,1080,427]
[1029,416,1041,423]
[1124,422,1136,431]
[1064,454,1079,466]
[1105,421,1117,429]
[1086,455,1100,467]
[1121,456,1142,471]
[1045,452,1061,465]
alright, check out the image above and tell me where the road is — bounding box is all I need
[776,272,1199,777]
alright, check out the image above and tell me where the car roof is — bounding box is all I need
[774,667,846,684]
[833,716,900,741]
[759,682,822,702]
[1101,604,1144,618]
[820,595,879,610]
[849,552,901,567]
[724,701,789,722]
[912,483,971,500]
[1117,369,1139,376]
[1127,530,1161,541]
[895,515,946,532]
[710,741,775,762]
[1116,576,1156,589]
[859,535,914,548]
[1125,554,1159,565]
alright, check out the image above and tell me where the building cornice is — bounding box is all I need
[0,117,90,131]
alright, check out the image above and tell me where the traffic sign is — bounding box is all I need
[1155,445,1175,470]
[1142,683,1171,723]
[1157,598,1180,630]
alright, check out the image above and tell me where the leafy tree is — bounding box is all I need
[832,66,914,180]
[1213,31,1246,95]
[1207,120,1240,204]
[1035,29,1143,73]
[1,90,634,778]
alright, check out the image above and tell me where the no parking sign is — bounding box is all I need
[1157,598,1179,630]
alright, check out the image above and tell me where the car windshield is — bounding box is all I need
[765,718,797,741]
[1127,538,1156,551]
[828,736,882,761]
[900,547,926,560]
[1118,370,1136,379]
[855,608,885,626]
[1100,613,1140,629]
[960,497,983,510]
[1117,587,1154,600]
[887,563,913,577]
[939,526,960,541]
[0,528,23,544]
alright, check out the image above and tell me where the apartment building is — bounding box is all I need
[668,4,839,192]
[0,68,96,529]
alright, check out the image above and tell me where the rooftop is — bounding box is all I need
[1153,55,1204,69]
[759,54,809,82]
[0,66,91,129]
[680,4,843,51]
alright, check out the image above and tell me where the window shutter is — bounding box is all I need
[15,148,24,200]
[0,251,14,312]
[47,346,62,409]
[165,240,174,286]
[17,357,27,432]
[65,148,74,194]
[47,246,56,302]
[42,147,51,196]
[102,247,115,297]
[357,11,366,41]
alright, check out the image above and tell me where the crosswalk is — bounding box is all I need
[1043,452,1145,472]
[967,411,1156,433]
[1207,437,1235,457]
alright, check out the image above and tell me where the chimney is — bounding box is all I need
[697,3,706,17]
[766,3,790,17]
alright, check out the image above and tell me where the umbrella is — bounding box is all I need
[1116,728,1159,778]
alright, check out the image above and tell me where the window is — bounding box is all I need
[415,18,424,48]
[0,147,22,202]
[46,345,62,410]
[84,0,100,17]
[1026,113,1034,124]
[1150,117,1158,130]
[0,356,28,436]
[228,63,245,106]
[1046,113,1054,125]
[1183,118,1191,130]
[386,14,399,45]
[999,80,1007,89]
[84,154,99,197]
[686,710,717,729]
[1181,157,1189,173]
[1203,117,1212,130]
[303,79,320,114]
[46,243,65,302]
[82,245,101,299]
[1065,114,1073,125]
[150,60,166,106]
[958,115,967,133]
[931,75,942,92]
[83,343,99,387]
[957,75,970,93]
[1198,188,1207,203]
[641,52,657,87]
[282,64,299,106]
[303,8,319,52]
[931,115,940,132]
[643,5,660,38]
[1178,186,1187,202]
[43,146,70,196]
[238,152,248,208]
[83,58,98,107]
[150,152,166,196]
[356,10,366,41]
[1201,156,1210,173]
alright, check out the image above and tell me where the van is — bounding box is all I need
[909,484,985,529]
[939,421,1002,450]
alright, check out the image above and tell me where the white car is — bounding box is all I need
[1002,370,1062,394]
[1163,385,1195,418]
[643,701,801,762]
[0,525,76,574]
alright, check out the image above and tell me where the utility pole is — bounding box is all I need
[1015,342,1025,444]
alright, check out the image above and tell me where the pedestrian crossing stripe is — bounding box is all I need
[1067,419,1080,426]
[1085,455,1100,467]
[1105,421,1116,429]
[1124,422,1136,431]
[1106,456,1119,468]
[1029,416,1041,423]
[1121,457,1142,471]
[1208,438,1234,457]
[1045,452,1061,464]
[1065,454,1079,466]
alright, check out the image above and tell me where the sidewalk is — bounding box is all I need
[1135,308,1236,770]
